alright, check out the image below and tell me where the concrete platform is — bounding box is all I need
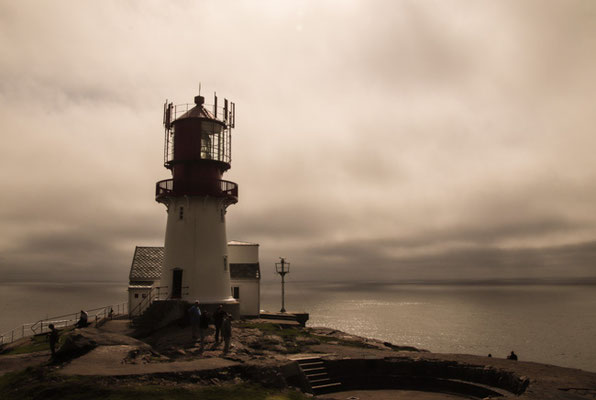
[259,311,309,326]
[321,389,470,399]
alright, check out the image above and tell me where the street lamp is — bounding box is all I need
[275,257,290,313]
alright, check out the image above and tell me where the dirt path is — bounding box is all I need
[59,344,239,376]
[57,320,240,376]
[0,351,49,376]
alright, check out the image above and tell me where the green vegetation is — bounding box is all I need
[311,333,373,348]
[237,322,302,339]
[237,322,375,350]
[3,334,50,355]
[4,328,71,355]
[0,368,311,400]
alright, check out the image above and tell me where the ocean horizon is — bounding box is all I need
[1,279,595,373]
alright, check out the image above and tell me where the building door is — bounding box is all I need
[172,269,183,299]
[232,286,240,300]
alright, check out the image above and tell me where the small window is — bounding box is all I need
[134,293,139,299]
[223,255,228,271]
[179,206,184,220]
[142,294,147,299]
[232,286,240,299]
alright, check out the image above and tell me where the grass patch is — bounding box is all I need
[4,334,50,355]
[311,334,373,349]
[237,322,374,349]
[4,328,71,355]
[0,368,311,400]
[236,322,302,339]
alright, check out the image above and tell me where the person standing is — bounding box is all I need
[199,308,210,350]
[213,305,226,343]
[189,301,201,341]
[222,313,232,354]
[48,324,59,358]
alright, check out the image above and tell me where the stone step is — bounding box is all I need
[310,377,332,384]
[296,357,322,363]
[302,366,326,373]
[298,361,324,368]
[311,381,342,394]
[305,372,328,378]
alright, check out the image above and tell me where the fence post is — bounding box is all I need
[11,330,14,343]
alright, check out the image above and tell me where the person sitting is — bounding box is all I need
[507,351,518,361]
[76,310,88,328]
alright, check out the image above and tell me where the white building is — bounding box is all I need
[228,241,260,316]
[127,241,260,316]
[127,246,163,316]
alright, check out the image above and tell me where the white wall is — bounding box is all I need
[160,196,237,304]
[128,287,152,316]
[230,279,260,316]
[228,242,260,316]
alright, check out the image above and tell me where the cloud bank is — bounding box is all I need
[1,0,595,283]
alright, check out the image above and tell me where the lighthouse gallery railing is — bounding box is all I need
[155,178,238,203]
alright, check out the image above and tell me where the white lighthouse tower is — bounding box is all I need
[156,92,239,316]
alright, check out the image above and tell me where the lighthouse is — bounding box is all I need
[155,92,239,316]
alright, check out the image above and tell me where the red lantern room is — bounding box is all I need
[156,94,237,204]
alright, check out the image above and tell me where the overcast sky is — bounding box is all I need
[1,0,595,284]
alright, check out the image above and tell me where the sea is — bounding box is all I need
[1,280,595,373]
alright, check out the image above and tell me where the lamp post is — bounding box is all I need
[275,257,290,313]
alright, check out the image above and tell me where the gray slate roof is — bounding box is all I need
[129,246,260,281]
[129,247,164,281]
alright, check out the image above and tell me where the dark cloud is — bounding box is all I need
[1,1,596,283]
[284,239,596,283]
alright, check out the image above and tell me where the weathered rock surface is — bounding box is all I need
[2,318,596,399]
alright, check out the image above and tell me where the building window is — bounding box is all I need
[179,206,184,220]
[232,286,240,300]
[142,294,147,299]
[134,294,139,298]
[223,255,228,271]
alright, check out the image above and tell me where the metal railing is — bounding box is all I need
[163,126,232,167]
[129,286,168,317]
[163,99,235,168]
[168,102,234,126]
[0,302,128,346]
[155,178,238,203]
